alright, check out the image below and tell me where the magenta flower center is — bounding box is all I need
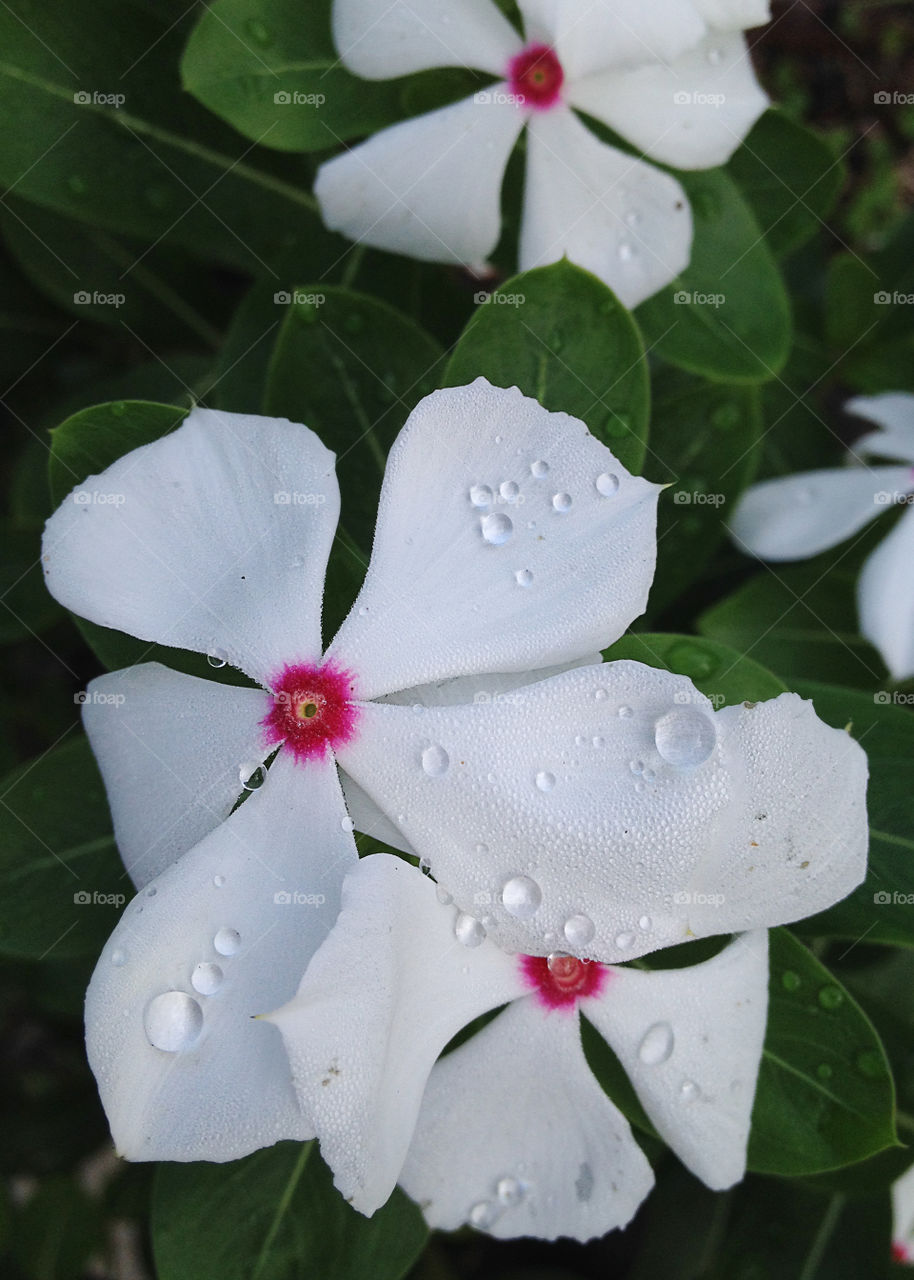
[262,660,359,763]
[520,953,609,1010]
[508,43,564,110]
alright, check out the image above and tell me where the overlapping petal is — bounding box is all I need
[86,753,356,1162]
[315,95,525,267]
[520,108,692,308]
[848,393,914,465]
[520,0,707,79]
[858,503,914,681]
[400,998,655,1241]
[690,0,771,31]
[336,663,867,961]
[333,0,522,79]
[41,409,339,685]
[327,381,660,699]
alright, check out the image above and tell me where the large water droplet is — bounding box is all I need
[481,512,513,545]
[496,1176,524,1207]
[639,1021,674,1065]
[818,984,844,1010]
[502,875,542,919]
[455,913,486,947]
[191,962,224,995]
[207,648,228,669]
[340,816,355,832]
[552,492,572,512]
[239,762,265,790]
[421,744,449,777]
[469,1200,497,1229]
[213,874,226,888]
[530,459,549,478]
[654,707,716,767]
[213,927,241,956]
[666,641,717,681]
[781,970,801,992]
[144,991,203,1052]
[470,484,493,508]
[563,914,595,948]
[535,771,556,792]
[499,480,520,502]
[596,472,619,497]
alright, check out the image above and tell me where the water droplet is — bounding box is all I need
[207,648,228,668]
[475,842,489,855]
[816,1062,833,1081]
[469,1200,497,1229]
[110,402,126,417]
[530,459,549,478]
[481,512,513,545]
[596,472,620,497]
[496,1176,524,1206]
[421,744,450,777]
[552,492,572,512]
[340,816,355,832]
[146,886,157,898]
[707,45,723,64]
[144,991,203,1052]
[563,914,595,948]
[711,401,741,430]
[629,759,644,775]
[455,913,486,947]
[639,1021,675,1066]
[592,735,605,748]
[494,434,502,445]
[617,704,633,718]
[502,875,542,919]
[625,209,641,228]
[418,856,432,876]
[213,875,226,888]
[239,762,265,790]
[470,484,493,508]
[818,984,844,1010]
[666,641,717,681]
[856,1049,884,1078]
[535,771,556,792]
[781,970,801,992]
[618,242,635,261]
[654,707,717,768]
[191,962,224,995]
[594,688,608,702]
[615,931,636,950]
[680,1079,700,1102]
[514,568,533,587]
[499,480,520,502]
[639,916,652,932]
[436,884,453,905]
[213,927,241,957]
[358,605,369,616]
[244,17,273,44]
[110,948,127,967]
[68,175,88,196]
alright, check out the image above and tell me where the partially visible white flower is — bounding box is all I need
[730,393,914,681]
[269,854,770,1241]
[316,0,771,306]
[893,1163,914,1264]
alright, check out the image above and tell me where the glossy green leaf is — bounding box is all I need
[0,527,63,644]
[152,1143,428,1280]
[443,260,650,474]
[601,632,787,706]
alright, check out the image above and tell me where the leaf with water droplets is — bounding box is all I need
[602,633,786,709]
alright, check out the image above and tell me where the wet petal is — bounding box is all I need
[858,503,914,682]
[518,0,707,78]
[848,393,914,466]
[333,0,522,79]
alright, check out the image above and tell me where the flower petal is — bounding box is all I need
[848,393,914,465]
[729,466,910,560]
[339,772,416,854]
[567,30,768,170]
[383,653,603,708]
[858,504,914,682]
[82,664,271,889]
[315,95,525,266]
[519,0,707,78]
[333,0,522,79]
[42,409,339,685]
[86,752,355,1162]
[336,664,868,961]
[399,998,655,1241]
[267,855,528,1214]
[691,0,770,30]
[520,108,691,308]
[327,380,660,699]
[588,931,769,1189]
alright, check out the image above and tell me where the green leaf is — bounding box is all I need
[644,369,762,615]
[10,1175,105,1280]
[0,737,124,960]
[152,1143,428,1280]
[443,260,650,474]
[790,680,914,948]
[636,169,792,383]
[601,632,787,706]
[748,928,897,1175]
[728,110,846,258]
[0,527,63,644]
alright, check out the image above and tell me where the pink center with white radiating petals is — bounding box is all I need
[508,43,564,110]
[262,660,359,763]
[520,953,610,1010]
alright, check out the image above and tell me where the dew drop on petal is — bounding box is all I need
[654,707,717,767]
[638,915,652,932]
[207,648,228,669]
[563,914,595,948]
[530,459,549,478]
[418,855,432,876]
[638,1021,674,1065]
[191,962,224,995]
[340,816,355,832]
[469,1200,497,1229]
[144,991,203,1052]
[535,771,556,792]
[592,735,605,748]
[499,480,520,502]
[481,512,514,545]
[596,472,619,497]
[502,875,542,918]
[421,744,450,777]
[680,1079,700,1102]
[617,704,633,718]
[110,948,127,967]
[594,688,608,702]
[455,913,486,947]
[239,762,265,790]
[496,1176,524,1207]
[615,930,636,950]
[213,927,241,956]
[515,568,533,587]
[618,242,635,262]
[436,884,453,905]
[470,484,493,508]
[552,492,572,512]
[213,875,226,888]
[629,759,644,775]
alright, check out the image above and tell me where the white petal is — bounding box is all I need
[589,931,768,1189]
[86,752,357,1162]
[729,466,910,560]
[267,855,527,1214]
[848,393,914,465]
[42,409,339,685]
[858,504,914,682]
[315,95,525,266]
[327,380,660,699]
[892,1163,914,1262]
[690,0,770,30]
[521,108,691,308]
[82,664,270,889]
[568,31,768,171]
[333,0,522,79]
[336,664,868,961]
[400,999,655,1241]
[339,771,416,854]
[519,0,707,77]
[383,653,603,708]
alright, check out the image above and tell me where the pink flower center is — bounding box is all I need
[508,43,564,110]
[894,1241,912,1263]
[520,953,609,1010]
[262,660,359,763]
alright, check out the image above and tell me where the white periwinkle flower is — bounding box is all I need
[730,393,914,681]
[316,0,771,306]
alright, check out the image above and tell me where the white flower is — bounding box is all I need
[730,393,914,682]
[316,0,771,306]
[268,853,769,1241]
[893,1163,914,1264]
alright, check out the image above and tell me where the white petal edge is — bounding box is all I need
[892,1163,914,1263]
[521,108,691,308]
[333,0,522,79]
[690,0,771,31]
[266,854,528,1215]
[518,0,707,78]
[86,751,357,1162]
[858,503,914,682]
[400,998,655,1241]
[82,664,271,888]
[848,393,914,465]
[339,771,416,855]
[315,95,525,267]
[729,465,910,560]
[567,30,768,171]
[327,379,660,700]
[589,931,769,1189]
[42,408,339,686]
